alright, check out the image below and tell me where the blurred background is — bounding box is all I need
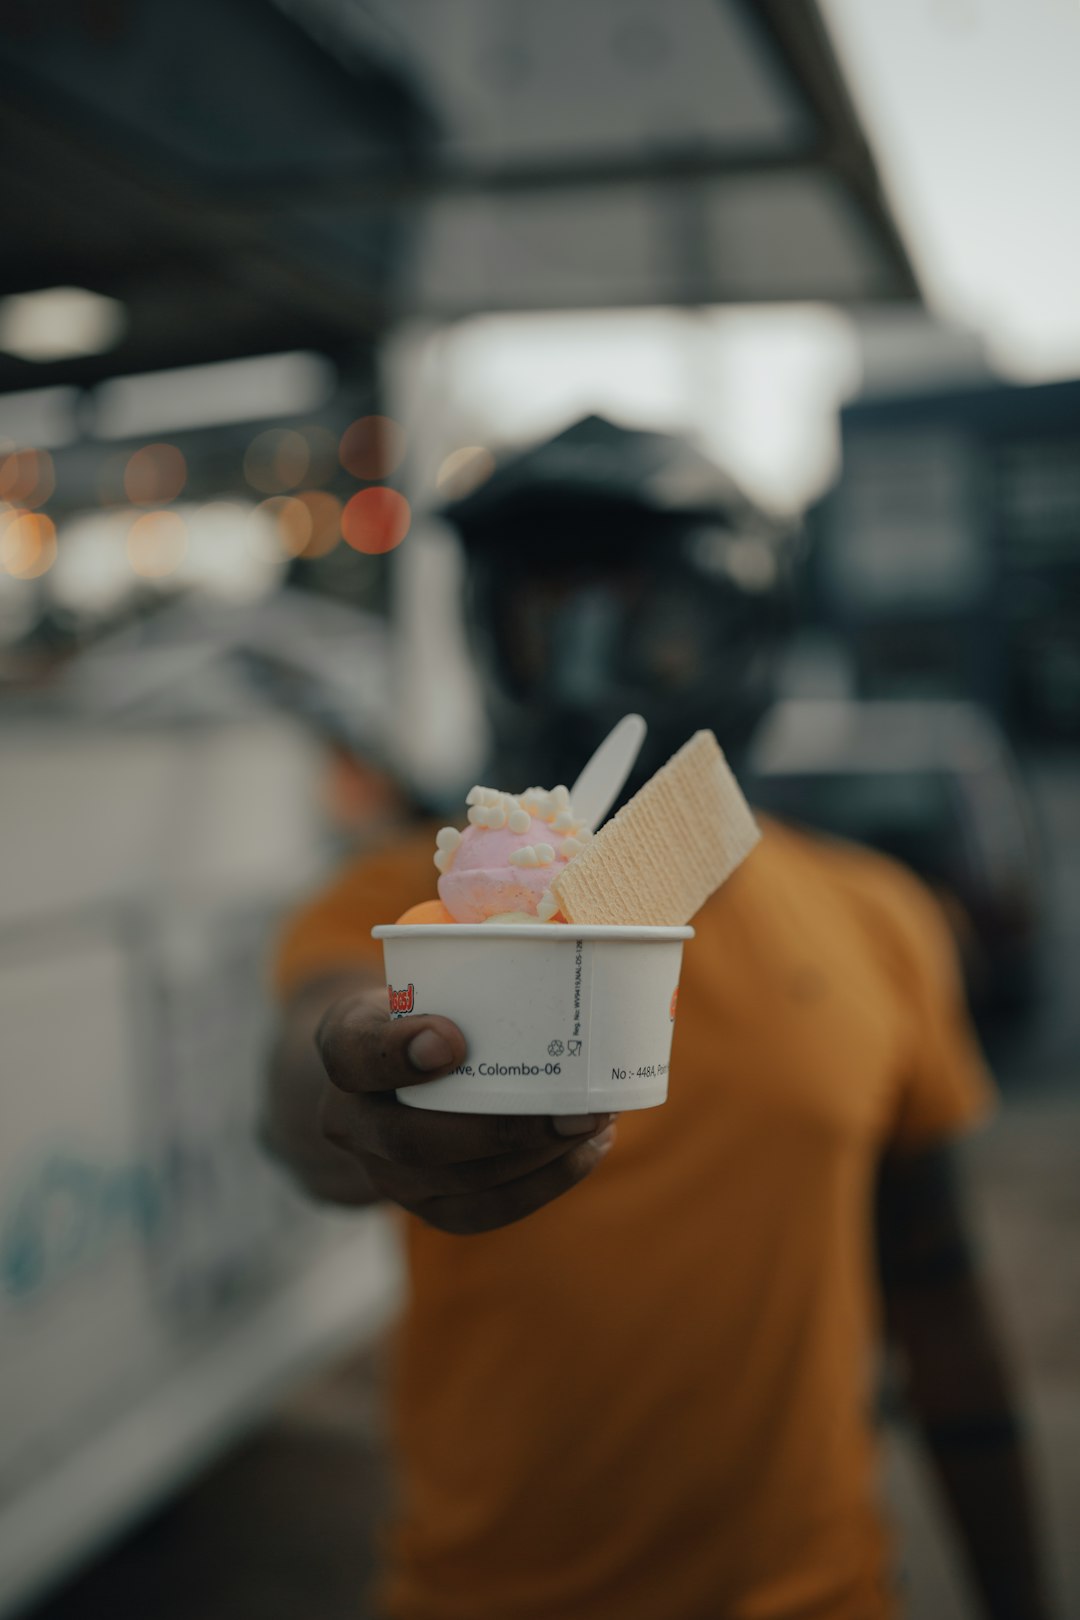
[1,1,1078,1615]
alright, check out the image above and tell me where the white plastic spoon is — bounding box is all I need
[569,713,648,832]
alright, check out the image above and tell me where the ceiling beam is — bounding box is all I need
[746,0,922,300]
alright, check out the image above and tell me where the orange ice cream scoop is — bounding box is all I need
[396,899,455,925]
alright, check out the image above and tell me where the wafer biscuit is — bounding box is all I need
[549,730,759,926]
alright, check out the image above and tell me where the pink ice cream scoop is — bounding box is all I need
[433,786,591,923]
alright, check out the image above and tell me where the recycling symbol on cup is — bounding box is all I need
[547,1039,565,1057]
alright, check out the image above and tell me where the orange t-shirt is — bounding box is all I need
[274,818,993,1620]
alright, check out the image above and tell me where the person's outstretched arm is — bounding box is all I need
[876,1142,1053,1620]
[261,974,615,1231]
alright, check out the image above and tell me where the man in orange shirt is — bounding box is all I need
[264,419,1050,1618]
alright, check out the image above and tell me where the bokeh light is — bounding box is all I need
[254,491,342,560]
[126,510,187,578]
[0,445,55,508]
[294,490,341,557]
[0,286,125,362]
[51,503,288,611]
[435,445,496,500]
[338,415,406,481]
[0,510,57,579]
[124,443,187,505]
[244,427,310,494]
[342,486,411,555]
[256,495,311,558]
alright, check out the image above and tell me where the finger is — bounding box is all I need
[317,995,467,1095]
[409,1130,616,1234]
[367,1128,610,1201]
[321,1086,613,1168]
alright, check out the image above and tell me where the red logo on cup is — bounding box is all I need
[388,982,415,1016]
[669,986,679,1022]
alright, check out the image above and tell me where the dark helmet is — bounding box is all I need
[442,415,799,796]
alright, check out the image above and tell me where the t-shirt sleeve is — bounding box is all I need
[272,831,436,1000]
[877,864,997,1151]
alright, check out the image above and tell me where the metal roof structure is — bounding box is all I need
[0,0,919,394]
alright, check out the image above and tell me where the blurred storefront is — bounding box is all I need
[812,376,1080,742]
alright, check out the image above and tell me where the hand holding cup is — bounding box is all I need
[314,987,615,1234]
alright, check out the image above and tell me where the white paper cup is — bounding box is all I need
[371,923,693,1114]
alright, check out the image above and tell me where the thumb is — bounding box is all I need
[317,992,467,1095]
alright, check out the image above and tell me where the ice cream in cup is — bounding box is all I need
[372,730,760,1115]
